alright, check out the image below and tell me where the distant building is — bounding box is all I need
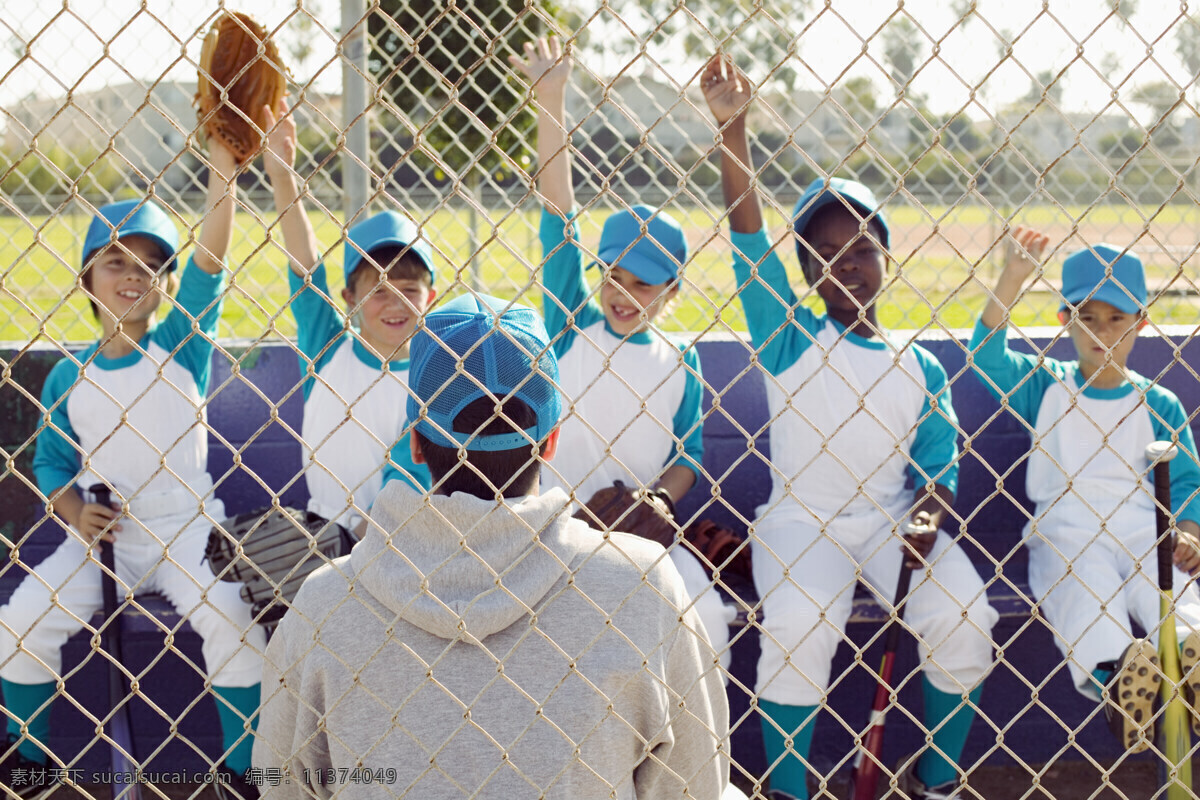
[3,81,342,195]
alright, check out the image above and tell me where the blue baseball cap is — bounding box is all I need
[344,211,435,287]
[408,294,562,452]
[82,199,179,272]
[791,177,890,253]
[595,205,688,285]
[1060,244,1147,314]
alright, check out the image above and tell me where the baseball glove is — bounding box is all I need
[195,11,288,165]
[574,481,676,549]
[684,518,753,582]
[206,507,355,624]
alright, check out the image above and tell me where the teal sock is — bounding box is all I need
[917,677,983,789]
[1,679,54,764]
[1092,667,1114,701]
[759,699,818,800]
[212,685,260,775]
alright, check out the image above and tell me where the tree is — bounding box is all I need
[1132,80,1184,146]
[367,1,559,285]
[1021,69,1064,108]
[881,17,925,98]
[1176,14,1200,100]
[838,75,878,119]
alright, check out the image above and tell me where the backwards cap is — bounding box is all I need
[1060,244,1147,314]
[344,210,436,287]
[82,199,179,272]
[408,294,562,452]
[791,177,890,256]
[595,204,688,285]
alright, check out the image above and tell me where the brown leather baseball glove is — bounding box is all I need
[574,480,677,549]
[195,11,288,165]
[684,518,753,582]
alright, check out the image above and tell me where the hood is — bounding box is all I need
[353,484,582,642]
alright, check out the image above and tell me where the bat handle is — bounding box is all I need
[1154,461,1175,594]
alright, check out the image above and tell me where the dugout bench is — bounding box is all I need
[2,330,1200,781]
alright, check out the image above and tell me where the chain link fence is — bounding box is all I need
[2,0,1200,797]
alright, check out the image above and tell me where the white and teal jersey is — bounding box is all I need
[288,266,430,527]
[969,319,1200,536]
[539,209,704,503]
[32,256,224,501]
[731,229,960,520]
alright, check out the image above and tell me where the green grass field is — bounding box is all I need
[2,202,1196,345]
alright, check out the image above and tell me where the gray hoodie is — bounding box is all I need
[253,483,729,799]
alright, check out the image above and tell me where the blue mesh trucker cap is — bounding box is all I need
[595,204,688,285]
[1060,244,1147,314]
[791,177,890,252]
[344,210,436,286]
[408,294,562,452]
[82,199,179,272]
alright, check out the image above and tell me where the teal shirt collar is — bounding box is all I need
[90,330,155,370]
[351,337,410,371]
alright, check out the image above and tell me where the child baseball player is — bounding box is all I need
[509,37,732,673]
[702,56,998,800]
[0,142,265,790]
[263,102,433,531]
[972,228,1200,753]
[254,294,730,799]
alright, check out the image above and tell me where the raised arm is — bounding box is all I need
[701,53,760,234]
[979,226,1051,330]
[194,139,238,275]
[509,36,574,217]
[264,100,320,277]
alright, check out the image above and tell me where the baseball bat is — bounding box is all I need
[92,485,142,800]
[850,521,920,800]
[1146,442,1192,799]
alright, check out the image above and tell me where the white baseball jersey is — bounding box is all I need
[34,257,224,506]
[538,210,704,503]
[288,266,430,528]
[729,228,960,524]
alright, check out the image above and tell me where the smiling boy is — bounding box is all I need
[972,229,1200,754]
[264,102,433,529]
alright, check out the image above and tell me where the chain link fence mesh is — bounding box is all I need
[2,0,1200,797]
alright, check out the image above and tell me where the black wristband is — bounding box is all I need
[648,487,676,518]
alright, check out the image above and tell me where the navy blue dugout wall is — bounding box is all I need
[2,330,1198,778]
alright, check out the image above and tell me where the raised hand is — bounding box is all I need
[701,52,752,126]
[263,99,296,176]
[999,225,1051,286]
[508,35,572,96]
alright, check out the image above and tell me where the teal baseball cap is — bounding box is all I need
[344,211,435,286]
[408,294,562,452]
[82,199,179,272]
[1060,244,1147,314]
[791,177,890,254]
[595,205,688,285]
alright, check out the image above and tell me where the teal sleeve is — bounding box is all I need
[539,208,605,359]
[667,343,704,478]
[381,430,431,493]
[1145,384,1200,527]
[729,228,821,376]
[909,344,960,496]
[32,354,88,495]
[153,255,226,394]
[968,319,1064,427]
[287,265,346,400]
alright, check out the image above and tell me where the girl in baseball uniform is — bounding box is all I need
[1,141,264,786]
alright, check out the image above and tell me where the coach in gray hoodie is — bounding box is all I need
[253,294,729,799]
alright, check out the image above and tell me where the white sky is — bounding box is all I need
[0,0,1194,124]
